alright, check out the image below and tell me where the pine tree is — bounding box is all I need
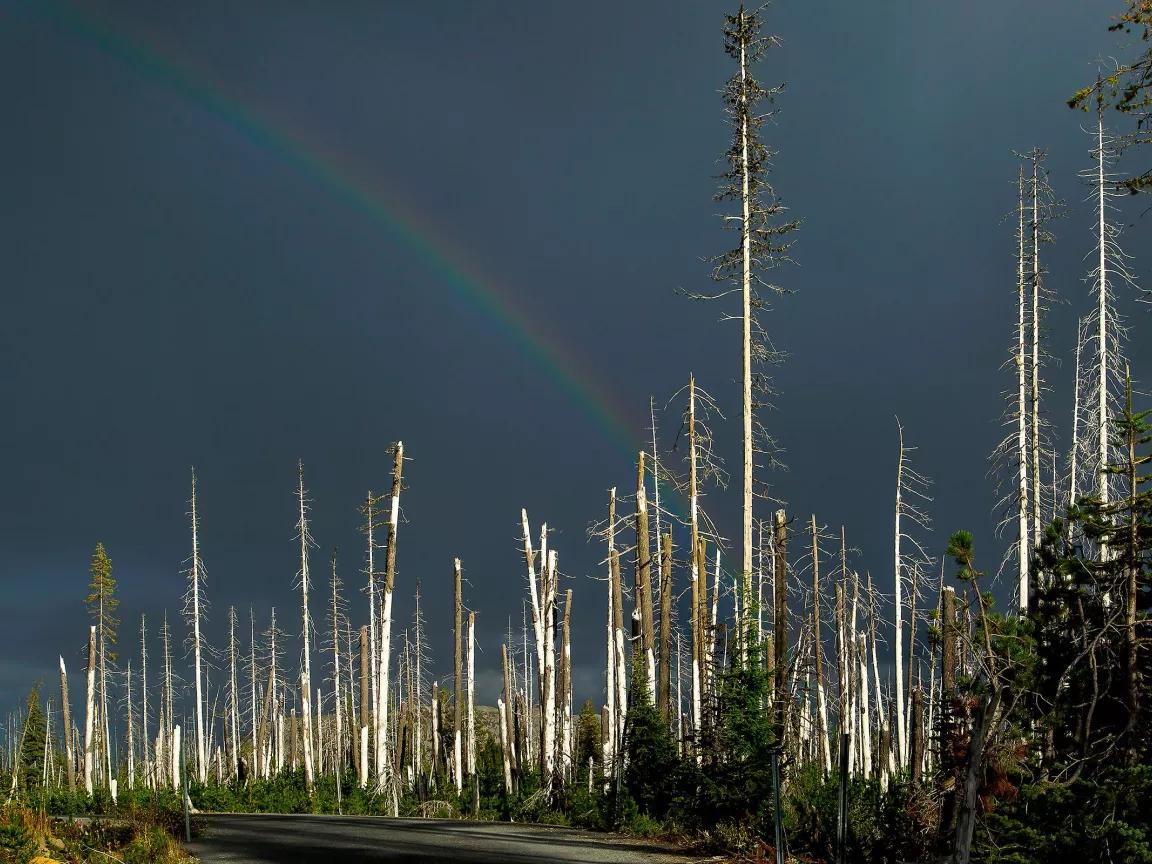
[17,688,47,792]
[85,542,118,790]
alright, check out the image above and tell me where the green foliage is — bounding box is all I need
[0,809,35,864]
[86,542,119,663]
[979,767,1152,864]
[17,689,46,793]
[622,688,678,818]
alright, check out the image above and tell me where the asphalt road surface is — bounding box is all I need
[188,814,702,863]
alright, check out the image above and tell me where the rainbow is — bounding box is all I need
[27,0,650,459]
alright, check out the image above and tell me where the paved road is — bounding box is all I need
[188,814,702,863]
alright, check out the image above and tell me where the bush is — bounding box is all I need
[0,809,35,864]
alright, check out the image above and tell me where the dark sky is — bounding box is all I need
[2,0,1149,714]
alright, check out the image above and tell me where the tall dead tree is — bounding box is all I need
[453,557,464,793]
[635,451,655,700]
[809,515,830,772]
[692,5,799,631]
[83,626,96,795]
[377,442,404,786]
[892,419,932,766]
[295,461,316,790]
[59,656,75,792]
[772,509,788,740]
[228,606,240,780]
[183,471,208,783]
[658,530,673,725]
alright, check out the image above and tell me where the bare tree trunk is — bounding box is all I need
[228,607,240,781]
[635,452,655,701]
[658,531,673,725]
[502,643,516,789]
[542,550,558,792]
[189,469,208,783]
[772,509,788,741]
[453,558,464,793]
[84,625,96,795]
[893,423,908,765]
[295,462,315,790]
[810,515,831,773]
[467,611,476,783]
[610,542,627,767]
[560,589,573,783]
[140,616,149,788]
[126,660,135,789]
[689,377,703,744]
[60,657,76,792]
[378,443,404,788]
[738,13,755,630]
[604,490,617,774]
[1030,156,1043,555]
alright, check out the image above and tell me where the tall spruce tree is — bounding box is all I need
[85,542,118,789]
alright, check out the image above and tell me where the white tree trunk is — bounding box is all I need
[466,612,476,780]
[893,423,907,766]
[296,463,316,789]
[190,470,208,783]
[84,626,96,795]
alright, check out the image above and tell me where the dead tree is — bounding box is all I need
[377,442,404,787]
[59,656,75,792]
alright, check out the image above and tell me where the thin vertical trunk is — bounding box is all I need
[378,441,404,789]
[140,616,149,788]
[1030,157,1043,554]
[502,643,516,786]
[560,589,574,782]
[190,469,208,783]
[810,515,831,773]
[635,451,655,700]
[84,625,96,795]
[59,657,75,792]
[906,565,920,743]
[738,9,755,625]
[542,550,558,791]
[126,660,134,789]
[364,492,378,774]
[1096,111,1111,512]
[894,423,908,764]
[1014,167,1031,609]
[296,462,315,790]
[228,607,240,780]
[357,626,369,787]
[689,376,703,741]
[466,611,476,781]
[772,509,788,740]
[331,555,344,786]
[604,490,617,774]
[658,531,673,725]
[610,535,627,764]
[453,558,464,793]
